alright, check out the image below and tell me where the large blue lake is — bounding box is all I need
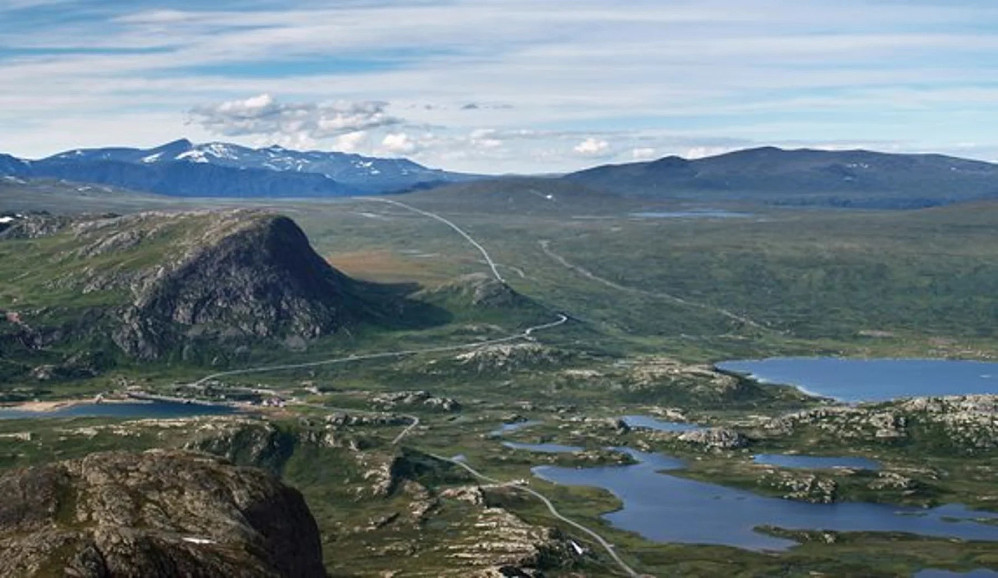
[0,401,238,420]
[533,448,998,551]
[715,358,998,402]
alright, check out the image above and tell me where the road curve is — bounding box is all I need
[429,452,640,578]
[365,197,506,284]
[179,201,641,572]
[189,315,567,387]
[539,239,764,330]
[391,415,420,445]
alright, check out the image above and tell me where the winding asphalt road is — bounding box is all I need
[366,197,506,284]
[429,452,640,578]
[189,314,567,387]
[183,199,643,576]
[539,238,765,330]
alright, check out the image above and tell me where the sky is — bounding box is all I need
[1,0,997,174]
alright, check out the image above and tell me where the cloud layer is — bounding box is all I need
[2,0,997,171]
[188,94,401,147]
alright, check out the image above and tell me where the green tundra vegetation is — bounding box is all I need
[0,180,996,576]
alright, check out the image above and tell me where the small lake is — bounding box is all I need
[753,454,881,471]
[915,570,998,578]
[631,210,751,219]
[0,401,238,420]
[490,420,542,436]
[716,358,998,402]
[503,440,584,453]
[622,415,703,432]
[533,448,998,550]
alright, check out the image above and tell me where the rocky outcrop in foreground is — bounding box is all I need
[0,450,326,578]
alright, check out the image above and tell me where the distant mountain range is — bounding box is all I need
[0,139,477,197]
[2,142,997,208]
[564,146,998,208]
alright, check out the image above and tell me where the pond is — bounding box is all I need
[0,401,239,420]
[622,415,703,432]
[532,448,998,550]
[630,210,752,219]
[914,570,998,578]
[715,358,998,402]
[490,419,542,436]
[753,454,881,471]
[503,440,584,453]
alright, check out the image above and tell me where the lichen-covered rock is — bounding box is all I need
[454,343,573,373]
[183,419,296,473]
[0,450,326,578]
[759,469,839,503]
[444,507,577,573]
[761,394,998,454]
[372,390,461,412]
[0,212,74,239]
[678,427,748,449]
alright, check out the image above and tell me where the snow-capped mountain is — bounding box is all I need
[11,139,478,197]
[0,153,30,177]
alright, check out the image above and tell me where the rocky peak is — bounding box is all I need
[105,210,366,359]
[0,450,326,577]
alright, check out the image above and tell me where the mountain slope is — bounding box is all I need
[565,147,998,208]
[0,210,448,377]
[0,154,30,177]
[31,158,354,198]
[399,177,634,216]
[0,450,326,578]
[8,139,479,197]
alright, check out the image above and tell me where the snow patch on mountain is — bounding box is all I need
[176,150,210,163]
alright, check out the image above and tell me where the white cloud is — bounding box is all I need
[684,146,733,159]
[469,129,503,149]
[379,133,418,155]
[335,131,369,153]
[573,137,610,156]
[188,94,402,143]
[2,0,998,172]
[631,147,657,160]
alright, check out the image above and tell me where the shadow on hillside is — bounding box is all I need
[350,280,454,330]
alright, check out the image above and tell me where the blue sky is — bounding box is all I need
[1,0,997,173]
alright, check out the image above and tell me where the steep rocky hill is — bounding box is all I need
[106,210,371,359]
[0,210,444,380]
[0,450,326,577]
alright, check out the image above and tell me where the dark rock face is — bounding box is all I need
[0,450,326,578]
[111,212,364,359]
